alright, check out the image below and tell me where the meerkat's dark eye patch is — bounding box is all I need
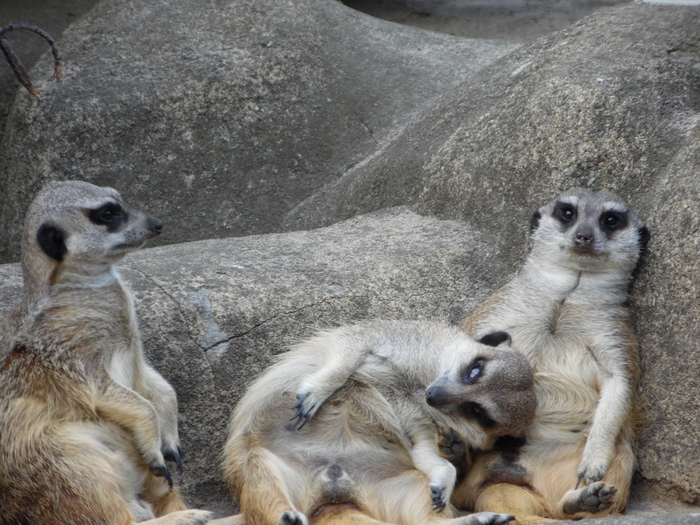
[460,402,496,428]
[461,359,484,385]
[37,223,67,262]
[600,210,628,232]
[553,202,577,226]
[638,226,651,247]
[89,203,126,232]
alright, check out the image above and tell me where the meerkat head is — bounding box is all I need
[21,180,162,297]
[529,188,650,274]
[426,332,536,437]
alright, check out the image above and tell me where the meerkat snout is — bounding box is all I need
[574,228,594,247]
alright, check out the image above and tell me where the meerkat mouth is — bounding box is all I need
[112,239,148,251]
[569,246,605,258]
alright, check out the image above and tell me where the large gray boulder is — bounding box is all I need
[1,208,698,521]
[0,0,515,263]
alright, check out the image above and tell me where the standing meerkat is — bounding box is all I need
[449,188,649,524]
[223,320,537,525]
[0,181,212,525]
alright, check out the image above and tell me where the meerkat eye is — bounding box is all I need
[557,205,576,223]
[553,202,577,225]
[89,203,125,227]
[600,211,627,231]
[463,359,484,384]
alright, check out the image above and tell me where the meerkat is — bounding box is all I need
[0,181,212,525]
[447,188,649,524]
[223,320,537,525]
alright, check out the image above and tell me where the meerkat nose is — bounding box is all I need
[151,218,164,235]
[575,230,594,245]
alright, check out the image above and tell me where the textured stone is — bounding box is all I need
[0,0,514,263]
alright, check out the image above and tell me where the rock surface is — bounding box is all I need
[0,0,515,263]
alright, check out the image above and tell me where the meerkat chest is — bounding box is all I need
[500,296,612,388]
[104,297,142,390]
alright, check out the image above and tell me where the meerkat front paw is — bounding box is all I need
[437,428,469,482]
[562,481,617,515]
[430,485,448,513]
[278,510,308,525]
[290,391,331,429]
[164,446,184,473]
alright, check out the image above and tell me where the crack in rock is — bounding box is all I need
[205,296,341,352]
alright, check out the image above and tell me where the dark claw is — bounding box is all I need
[164,447,184,474]
[150,464,173,491]
[430,486,446,513]
[290,393,314,429]
[575,473,585,489]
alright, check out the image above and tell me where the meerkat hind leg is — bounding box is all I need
[310,505,392,525]
[475,484,558,525]
[237,449,311,525]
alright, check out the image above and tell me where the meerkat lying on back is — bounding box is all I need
[449,188,649,524]
[0,181,211,525]
[223,320,536,525]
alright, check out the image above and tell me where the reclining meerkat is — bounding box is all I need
[448,188,649,524]
[0,181,212,525]
[223,320,537,525]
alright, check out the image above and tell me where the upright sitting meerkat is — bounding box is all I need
[449,188,649,524]
[0,181,212,525]
[223,320,536,525]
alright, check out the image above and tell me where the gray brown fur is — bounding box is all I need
[453,188,648,524]
[223,320,536,525]
[0,181,211,525]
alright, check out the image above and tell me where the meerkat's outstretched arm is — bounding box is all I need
[115,281,183,466]
[577,333,633,484]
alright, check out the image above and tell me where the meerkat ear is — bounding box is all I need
[37,223,68,262]
[478,331,512,348]
[638,226,651,248]
[530,210,542,232]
